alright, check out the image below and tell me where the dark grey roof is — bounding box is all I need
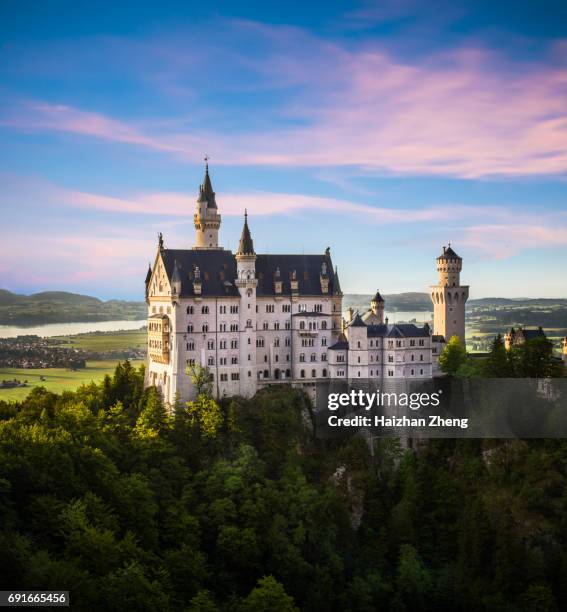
[350,313,366,327]
[367,323,431,338]
[171,261,182,283]
[438,245,461,259]
[161,249,240,297]
[145,264,152,285]
[255,253,338,297]
[158,249,338,297]
[432,334,446,342]
[333,267,342,295]
[329,333,349,350]
[372,290,384,303]
[197,163,217,209]
[236,211,255,255]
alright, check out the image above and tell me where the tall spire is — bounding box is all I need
[333,266,342,295]
[236,209,255,256]
[198,157,217,208]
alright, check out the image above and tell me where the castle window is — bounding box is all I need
[322,338,327,347]
[230,305,239,314]
[220,373,228,382]
[411,354,415,361]
[420,369,423,375]
[285,338,291,347]
[202,305,209,314]
[420,354,424,361]
[230,323,238,332]
[314,304,322,312]
[274,338,280,347]
[285,322,291,330]
[219,305,226,314]
[299,304,307,312]
[388,340,394,349]
[282,304,291,313]
[231,372,239,380]
[208,356,214,365]
[322,369,327,377]
[410,339,415,347]
[300,369,305,378]
[187,325,193,332]
[300,321,305,330]
[357,356,361,363]
[231,357,238,364]
[419,339,425,346]
[322,353,327,362]
[312,369,316,377]
[220,340,227,349]
[274,321,280,330]
[299,353,305,362]
[388,370,393,377]
[311,353,316,362]
[220,323,227,332]
[266,304,274,313]
[321,321,327,330]
[202,324,208,332]
[187,358,195,366]
[275,355,279,362]
[388,355,394,363]
[207,340,214,350]
[396,340,402,348]
[187,306,193,315]
[187,342,195,351]
[231,340,238,349]
[411,369,414,375]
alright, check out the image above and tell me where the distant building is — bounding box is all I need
[504,326,546,351]
[429,245,469,348]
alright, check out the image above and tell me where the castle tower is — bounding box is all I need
[235,210,258,393]
[371,290,385,324]
[430,245,469,347]
[193,160,222,249]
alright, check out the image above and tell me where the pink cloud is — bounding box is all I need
[3,25,567,178]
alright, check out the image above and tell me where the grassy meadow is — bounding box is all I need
[0,359,145,402]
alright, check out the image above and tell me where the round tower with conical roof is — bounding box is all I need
[430,244,469,347]
[235,210,258,394]
[194,160,222,249]
[371,290,385,324]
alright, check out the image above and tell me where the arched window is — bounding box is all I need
[186,305,194,314]
[321,321,327,330]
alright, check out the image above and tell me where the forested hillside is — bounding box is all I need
[0,358,566,611]
[0,290,145,325]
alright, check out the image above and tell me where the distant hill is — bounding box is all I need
[0,290,146,326]
[344,292,432,312]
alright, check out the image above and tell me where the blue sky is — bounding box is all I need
[1,0,566,299]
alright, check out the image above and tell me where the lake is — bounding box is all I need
[0,311,433,340]
[0,320,147,339]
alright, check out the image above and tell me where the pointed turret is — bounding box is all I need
[171,260,182,296]
[333,266,342,295]
[236,209,255,256]
[145,263,152,301]
[194,159,222,249]
[197,160,217,208]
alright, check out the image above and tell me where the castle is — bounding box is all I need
[145,165,468,403]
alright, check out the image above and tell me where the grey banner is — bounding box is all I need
[0,592,69,607]
[313,378,567,438]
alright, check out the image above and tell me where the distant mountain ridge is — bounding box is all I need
[2,289,566,327]
[0,289,146,326]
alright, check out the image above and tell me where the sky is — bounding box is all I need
[1,0,566,300]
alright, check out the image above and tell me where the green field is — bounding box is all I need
[52,329,147,351]
[0,359,144,402]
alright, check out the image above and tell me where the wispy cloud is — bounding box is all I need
[2,22,567,178]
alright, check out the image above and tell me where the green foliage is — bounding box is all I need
[186,394,223,439]
[242,575,298,612]
[0,361,566,610]
[439,335,467,375]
